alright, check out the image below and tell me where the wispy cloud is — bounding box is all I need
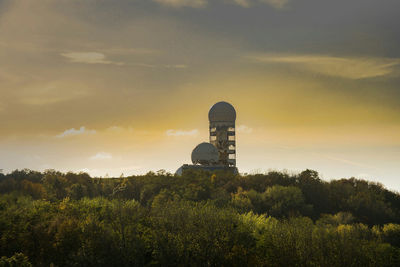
[61,52,124,65]
[166,129,199,136]
[97,47,159,55]
[56,126,96,138]
[236,125,253,134]
[259,0,288,9]
[90,152,112,160]
[232,0,251,7]
[153,0,207,8]
[165,64,187,69]
[249,53,400,79]
[232,0,289,9]
[154,0,289,9]
[106,126,124,133]
[105,126,136,134]
[314,153,378,170]
[136,64,188,69]
[19,83,89,106]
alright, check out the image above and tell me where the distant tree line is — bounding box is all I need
[0,169,400,266]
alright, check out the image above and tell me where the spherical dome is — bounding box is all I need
[191,142,219,165]
[208,101,236,122]
[175,166,184,176]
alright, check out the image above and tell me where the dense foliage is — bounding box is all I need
[1,169,400,266]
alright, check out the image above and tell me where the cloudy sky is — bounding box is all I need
[0,0,399,189]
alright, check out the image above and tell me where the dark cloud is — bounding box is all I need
[0,0,12,17]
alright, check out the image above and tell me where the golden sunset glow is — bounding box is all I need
[0,0,399,189]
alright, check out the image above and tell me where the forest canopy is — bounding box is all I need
[1,169,400,266]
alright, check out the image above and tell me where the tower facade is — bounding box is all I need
[208,101,236,167]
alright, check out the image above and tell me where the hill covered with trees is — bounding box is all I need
[1,169,400,266]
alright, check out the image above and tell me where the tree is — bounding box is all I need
[0,253,32,267]
[263,185,312,217]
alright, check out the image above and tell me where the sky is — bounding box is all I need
[0,0,399,190]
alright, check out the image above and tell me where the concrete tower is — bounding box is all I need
[208,101,236,167]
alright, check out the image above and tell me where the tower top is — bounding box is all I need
[208,101,236,122]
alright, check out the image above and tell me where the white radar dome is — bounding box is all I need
[191,142,219,165]
[208,101,236,122]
